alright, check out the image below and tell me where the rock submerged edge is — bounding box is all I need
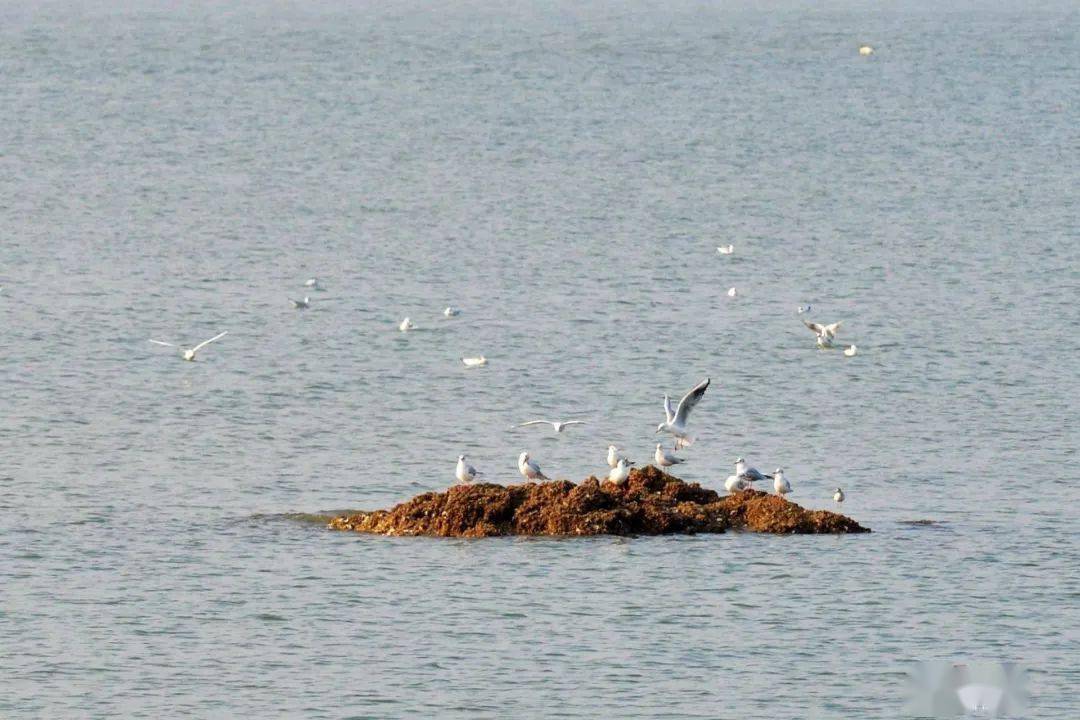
[328,466,869,537]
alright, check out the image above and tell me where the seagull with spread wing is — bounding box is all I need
[803,319,843,348]
[516,420,587,433]
[656,377,711,450]
[148,331,228,362]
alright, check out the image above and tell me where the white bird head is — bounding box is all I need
[655,423,665,433]
[458,455,466,462]
[519,451,529,463]
[835,487,842,493]
[655,443,663,450]
[608,444,618,451]
[734,457,745,465]
[774,468,784,476]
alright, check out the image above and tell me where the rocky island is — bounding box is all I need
[328,465,869,537]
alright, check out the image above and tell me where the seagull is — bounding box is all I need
[844,345,858,357]
[518,451,549,481]
[859,45,874,56]
[443,307,460,317]
[797,304,811,314]
[724,474,753,492]
[462,356,487,367]
[304,278,321,289]
[655,444,685,468]
[455,455,481,484]
[399,317,414,332]
[727,287,738,298]
[803,319,842,348]
[517,420,586,433]
[148,331,228,362]
[291,296,311,309]
[773,468,792,497]
[734,457,771,482]
[834,487,845,503]
[608,458,633,484]
[717,244,734,255]
[606,445,633,469]
[656,378,711,450]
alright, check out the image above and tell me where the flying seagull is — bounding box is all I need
[517,420,586,433]
[148,331,228,362]
[656,377,711,450]
[803,319,843,348]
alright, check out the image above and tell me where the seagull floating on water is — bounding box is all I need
[734,457,771,483]
[797,304,811,314]
[608,458,633,484]
[443,307,460,317]
[462,356,487,367]
[655,444,685,468]
[859,45,874,56]
[455,455,481,484]
[727,287,738,298]
[149,331,228,362]
[399,317,414,332]
[518,451,549,481]
[657,378,711,450]
[844,345,858,357]
[773,468,792,497]
[717,244,734,255]
[304,278,321,289]
[834,487,845,503]
[291,296,310,309]
[517,420,586,433]
[803,319,843,348]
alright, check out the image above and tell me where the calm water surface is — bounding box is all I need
[2,1,1077,717]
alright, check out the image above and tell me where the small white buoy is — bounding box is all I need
[443,307,460,317]
[462,356,487,367]
[399,317,414,332]
[717,244,734,255]
[859,45,874,56]
[727,287,738,298]
[844,345,858,357]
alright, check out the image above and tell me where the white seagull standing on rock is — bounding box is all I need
[654,444,685,468]
[455,455,481,484]
[803,319,843,348]
[518,451,549,481]
[609,458,633,484]
[773,468,792,497]
[149,331,228,362]
[734,457,771,483]
[517,420,587,433]
[725,474,753,492]
[656,377,711,450]
[607,445,633,469]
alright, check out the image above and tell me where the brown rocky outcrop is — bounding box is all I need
[328,465,869,537]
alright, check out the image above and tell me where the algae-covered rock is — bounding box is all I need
[328,465,869,537]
